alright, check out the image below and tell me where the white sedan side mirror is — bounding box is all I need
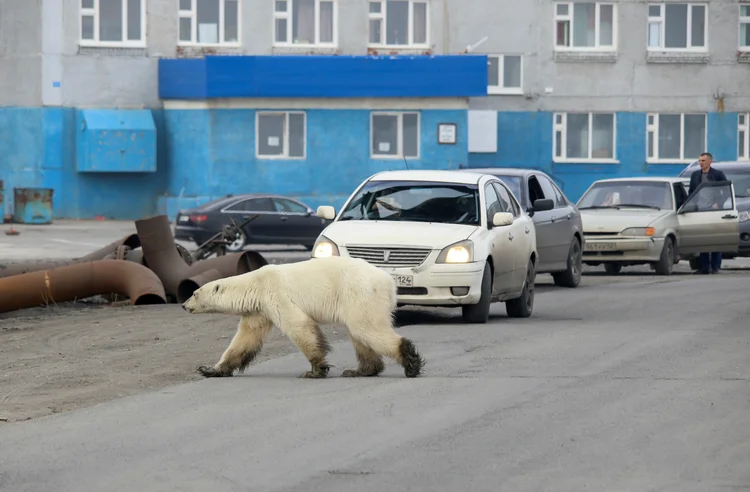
[492,212,514,227]
[316,205,336,220]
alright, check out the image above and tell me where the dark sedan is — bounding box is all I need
[678,160,750,262]
[174,194,332,252]
[464,167,584,288]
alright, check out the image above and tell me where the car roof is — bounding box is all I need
[368,169,489,185]
[590,176,687,184]
[196,193,291,211]
[463,167,537,178]
[679,160,750,175]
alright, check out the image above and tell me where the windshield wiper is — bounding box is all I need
[578,205,620,210]
[616,203,661,210]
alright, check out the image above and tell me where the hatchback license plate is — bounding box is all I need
[392,275,413,287]
[585,242,616,251]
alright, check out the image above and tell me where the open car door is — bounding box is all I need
[676,180,740,255]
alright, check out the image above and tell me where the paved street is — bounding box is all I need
[1,270,749,491]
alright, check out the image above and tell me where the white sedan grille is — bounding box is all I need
[346,246,431,267]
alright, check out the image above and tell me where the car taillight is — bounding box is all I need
[189,214,207,224]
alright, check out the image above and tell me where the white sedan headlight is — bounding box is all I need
[739,211,750,223]
[436,240,474,264]
[312,235,340,258]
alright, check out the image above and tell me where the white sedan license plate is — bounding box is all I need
[585,242,616,252]
[392,275,413,287]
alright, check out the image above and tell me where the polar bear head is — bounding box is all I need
[182,278,254,315]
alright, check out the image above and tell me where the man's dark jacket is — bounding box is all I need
[688,166,728,195]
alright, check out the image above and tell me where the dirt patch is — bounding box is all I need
[0,302,354,423]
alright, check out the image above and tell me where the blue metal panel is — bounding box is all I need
[12,187,53,224]
[76,109,157,173]
[158,55,488,99]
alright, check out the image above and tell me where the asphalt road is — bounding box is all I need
[1,272,749,491]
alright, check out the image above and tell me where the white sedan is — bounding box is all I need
[578,176,740,275]
[310,169,554,323]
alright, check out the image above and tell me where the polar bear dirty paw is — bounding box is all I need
[197,365,233,378]
[298,363,331,379]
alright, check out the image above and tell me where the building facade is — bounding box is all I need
[0,0,748,219]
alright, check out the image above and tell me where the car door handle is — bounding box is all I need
[525,227,530,234]
[722,214,737,219]
[508,233,514,241]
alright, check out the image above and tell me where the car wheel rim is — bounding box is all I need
[571,242,581,277]
[229,235,244,250]
[526,264,534,310]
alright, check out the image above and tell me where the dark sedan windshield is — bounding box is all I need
[724,172,750,198]
[338,180,480,225]
[492,175,522,201]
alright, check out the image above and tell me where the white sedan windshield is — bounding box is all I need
[578,181,672,210]
[338,180,480,225]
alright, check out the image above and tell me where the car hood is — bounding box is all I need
[321,220,478,248]
[580,209,671,233]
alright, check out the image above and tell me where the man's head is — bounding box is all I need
[698,152,713,172]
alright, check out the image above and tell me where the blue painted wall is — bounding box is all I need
[465,111,741,203]
[159,55,489,99]
[0,107,169,220]
[0,107,467,220]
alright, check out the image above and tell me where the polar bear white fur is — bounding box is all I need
[182,255,425,379]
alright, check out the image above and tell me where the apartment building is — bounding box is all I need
[0,0,748,219]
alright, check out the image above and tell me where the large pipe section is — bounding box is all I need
[0,260,167,313]
[135,215,267,299]
[177,268,224,303]
[0,234,141,279]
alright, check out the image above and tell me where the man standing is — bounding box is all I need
[688,152,728,274]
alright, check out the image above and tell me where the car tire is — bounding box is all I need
[552,237,582,288]
[225,230,247,253]
[603,263,622,274]
[506,259,535,318]
[653,236,675,275]
[461,262,492,324]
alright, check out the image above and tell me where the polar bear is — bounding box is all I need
[181,255,425,379]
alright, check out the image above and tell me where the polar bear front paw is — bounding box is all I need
[197,365,233,378]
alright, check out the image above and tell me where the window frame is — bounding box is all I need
[369,111,421,160]
[740,113,749,161]
[646,112,707,164]
[367,0,430,49]
[487,54,524,95]
[553,2,618,52]
[273,0,338,48]
[79,0,147,48]
[255,111,307,160]
[647,2,709,52]
[552,112,618,163]
[740,4,750,52]
[177,0,242,47]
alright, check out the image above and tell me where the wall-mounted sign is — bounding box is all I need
[438,123,457,145]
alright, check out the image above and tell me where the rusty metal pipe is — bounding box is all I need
[0,234,141,279]
[134,215,267,299]
[177,268,223,303]
[0,260,167,313]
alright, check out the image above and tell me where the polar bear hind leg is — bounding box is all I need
[198,313,273,378]
[274,308,333,379]
[343,313,426,378]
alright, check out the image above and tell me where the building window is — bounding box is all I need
[553,113,616,161]
[371,112,419,159]
[647,3,707,51]
[273,0,336,46]
[741,5,750,51]
[740,113,749,161]
[79,0,146,46]
[368,0,428,47]
[487,55,523,95]
[178,0,239,45]
[256,112,306,159]
[554,2,616,50]
[646,113,706,162]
